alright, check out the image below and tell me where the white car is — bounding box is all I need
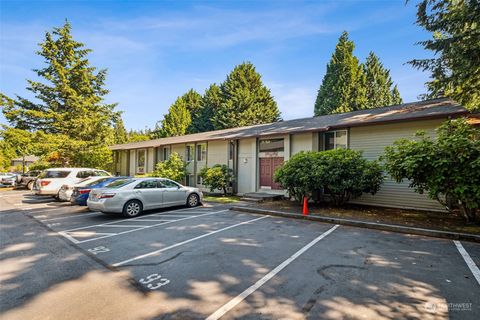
[34,168,111,197]
[87,178,203,217]
[58,176,110,202]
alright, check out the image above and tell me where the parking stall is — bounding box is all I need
[18,195,480,320]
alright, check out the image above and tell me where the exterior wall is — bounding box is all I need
[129,150,135,176]
[290,132,313,156]
[171,144,185,159]
[207,140,229,166]
[349,119,445,211]
[147,148,155,173]
[120,151,128,176]
[237,138,257,195]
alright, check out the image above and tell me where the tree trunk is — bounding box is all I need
[459,204,478,223]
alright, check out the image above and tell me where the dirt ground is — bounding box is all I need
[259,200,480,235]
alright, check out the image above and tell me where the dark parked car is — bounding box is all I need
[71,176,129,206]
[16,170,41,190]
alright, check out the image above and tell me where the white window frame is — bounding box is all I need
[196,144,206,162]
[196,175,203,185]
[162,146,170,161]
[186,145,194,162]
[324,130,348,150]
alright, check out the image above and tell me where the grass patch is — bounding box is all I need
[203,195,241,204]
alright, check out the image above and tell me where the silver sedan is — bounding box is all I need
[87,178,203,217]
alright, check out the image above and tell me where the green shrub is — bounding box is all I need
[199,164,234,195]
[274,149,383,205]
[151,152,188,183]
[383,118,480,222]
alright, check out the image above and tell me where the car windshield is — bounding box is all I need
[104,179,134,189]
[38,170,71,178]
[85,177,111,186]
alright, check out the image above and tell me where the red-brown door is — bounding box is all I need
[259,157,284,190]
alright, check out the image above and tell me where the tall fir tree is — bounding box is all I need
[409,0,479,111]
[364,52,403,108]
[1,22,118,168]
[314,31,367,116]
[214,62,281,129]
[159,97,192,137]
[197,84,221,132]
[113,117,128,144]
[181,89,204,134]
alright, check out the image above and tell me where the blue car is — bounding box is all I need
[71,176,129,206]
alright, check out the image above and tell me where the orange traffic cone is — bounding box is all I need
[302,196,309,216]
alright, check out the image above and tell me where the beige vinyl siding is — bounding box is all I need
[147,148,155,173]
[290,133,313,156]
[207,141,228,167]
[171,144,185,159]
[349,119,445,211]
[129,150,135,176]
[237,138,256,195]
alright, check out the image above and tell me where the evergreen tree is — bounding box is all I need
[159,97,192,137]
[113,117,128,144]
[314,31,367,116]
[181,89,204,133]
[364,52,403,108]
[197,84,221,132]
[0,22,118,168]
[214,62,281,129]
[409,0,479,111]
[391,85,402,105]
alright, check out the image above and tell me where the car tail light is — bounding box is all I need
[79,189,91,195]
[40,180,51,187]
[99,193,115,199]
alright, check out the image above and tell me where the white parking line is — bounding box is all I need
[39,212,101,222]
[59,210,230,244]
[112,215,269,267]
[205,225,339,320]
[94,224,152,228]
[454,240,480,285]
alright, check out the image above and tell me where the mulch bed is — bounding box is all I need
[258,200,480,235]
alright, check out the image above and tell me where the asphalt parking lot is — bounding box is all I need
[1,190,480,319]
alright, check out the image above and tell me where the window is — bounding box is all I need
[105,179,134,189]
[134,179,158,189]
[196,144,206,161]
[324,130,348,150]
[77,170,94,179]
[229,141,235,160]
[163,147,170,161]
[137,149,146,173]
[259,138,284,153]
[39,170,71,179]
[160,179,180,189]
[186,145,194,161]
[94,170,110,176]
[185,174,194,186]
[197,175,203,185]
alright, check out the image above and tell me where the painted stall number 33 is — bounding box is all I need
[139,273,170,290]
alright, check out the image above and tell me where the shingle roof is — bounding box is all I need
[12,155,40,162]
[110,98,468,150]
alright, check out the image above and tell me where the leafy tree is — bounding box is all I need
[0,22,118,168]
[199,164,234,195]
[150,152,188,182]
[275,149,383,205]
[181,89,204,133]
[383,118,480,222]
[127,129,151,142]
[364,52,403,108]
[214,62,281,129]
[314,32,367,116]
[158,97,192,137]
[408,0,479,111]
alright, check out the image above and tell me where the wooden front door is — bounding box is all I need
[259,157,284,190]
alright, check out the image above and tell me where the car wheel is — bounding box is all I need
[122,200,143,218]
[27,181,34,190]
[186,193,200,208]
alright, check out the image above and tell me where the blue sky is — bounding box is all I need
[0,0,433,131]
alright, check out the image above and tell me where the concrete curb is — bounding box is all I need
[231,206,480,243]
